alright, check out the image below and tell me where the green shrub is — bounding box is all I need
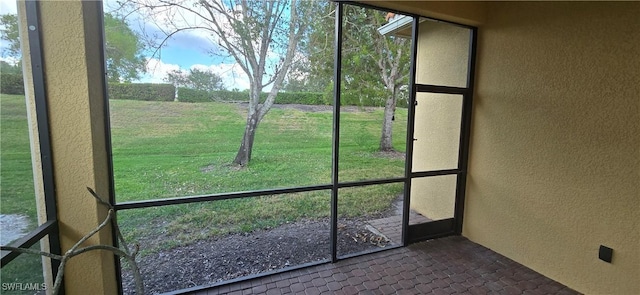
[340,91,386,107]
[0,73,25,94]
[211,90,253,102]
[108,83,175,101]
[340,90,408,108]
[178,89,328,105]
[275,92,327,105]
[176,88,245,103]
[176,88,403,107]
[177,88,211,103]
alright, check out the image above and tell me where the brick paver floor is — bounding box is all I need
[367,210,430,244]
[184,236,578,295]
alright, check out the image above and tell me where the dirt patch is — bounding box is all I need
[120,218,390,294]
[375,150,406,160]
[0,214,30,245]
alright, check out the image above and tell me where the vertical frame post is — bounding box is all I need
[454,27,478,234]
[330,2,344,263]
[402,16,420,246]
[24,0,63,291]
[94,1,123,293]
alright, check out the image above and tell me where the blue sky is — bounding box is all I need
[106,0,251,89]
[153,41,214,68]
[0,0,252,90]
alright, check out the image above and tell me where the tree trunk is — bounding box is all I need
[233,110,260,166]
[379,91,397,152]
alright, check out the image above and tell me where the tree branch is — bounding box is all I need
[1,188,144,295]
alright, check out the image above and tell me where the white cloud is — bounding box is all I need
[0,56,19,65]
[191,63,250,90]
[138,58,181,84]
[103,0,293,91]
[1,0,279,92]
[104,0,221,51]
[0,0,17,15]
[105,0,247,86]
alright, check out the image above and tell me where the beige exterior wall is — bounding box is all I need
[411,175,457,221]
[410,20,468,220]
[465,2,640,294]
[19,1,117,293]
[414,20,469,88]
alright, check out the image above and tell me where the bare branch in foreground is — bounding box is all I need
[1,188,144,295]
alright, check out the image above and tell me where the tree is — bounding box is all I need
[305,4,410,152]
[164,69,190,89]
[0,15,24,95]
[103,13,146,83]
[283,1,334,94]
[0,13,147,83]
[0,60,24,94]
[369,13,411,151]
[164,68,225,91]
[125,0,312,166]
[186,68,224,92]
[0,14,20,59]
[0,60,20,74]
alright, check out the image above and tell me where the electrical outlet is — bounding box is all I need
[599,245,613,263]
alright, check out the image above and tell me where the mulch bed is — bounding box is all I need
[121,218,390,294]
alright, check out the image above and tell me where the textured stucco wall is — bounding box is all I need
[411,93,462,220]
[410,21,468,220]
[411,175,457,221]
[35,1,117,293]
[412,93,462,172]
[465,2,640,294]
[414,20,469,88]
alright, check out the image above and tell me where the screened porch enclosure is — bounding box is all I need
[105,2,475,293]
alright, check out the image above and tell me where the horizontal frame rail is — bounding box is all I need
[411,169,461,178]
[115,177,410,211]
[115,184,333,210]
[1,220,58,267]
[415,84,470,95]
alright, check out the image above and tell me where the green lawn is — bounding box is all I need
[1,94,43,293]
[1,94,408,255]
[0,94,37,222]
[110,99,407,252]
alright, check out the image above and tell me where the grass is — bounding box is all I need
[110,101,406,200]
[1,94,408,257]
[0,94,44,292]
[0,244,45,295]
[0,94,38,222]
[109,99,407,252]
